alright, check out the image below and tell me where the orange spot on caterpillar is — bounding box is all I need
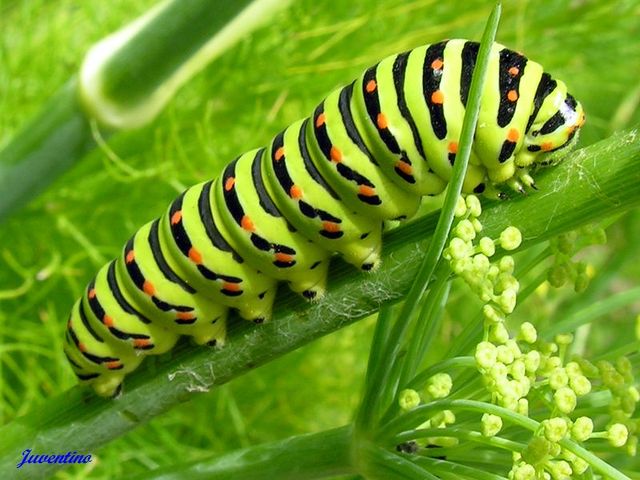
[241,215,255,232]
[188,247,202,264]
[133,339,151,348]
[507,90,518,102]
[125,250,135,264]
[507,128,519,142]
[508,66,519,76]
[106,361,122,370]
[274,252,294,263]
[103,315,114,327]
[171,210,182,225]
[78,342,86,352]
[88,289,96,299]
[222,282,241,292]
[224,177,235,191]
[431,90,444,105]
[315,113,326,128]
[330,146,342,163]
[395,160,413,175]
[143,281,155,296]
[275,147,285,161]
[448,142,458,154]
[541,142,553,151]
[376,113,388,130]
[176,311,195,321]
[431,58,444,70]
[365,79,377,93]
[322,221,340,233]
[290,185,303,199]
[358,185,376,197]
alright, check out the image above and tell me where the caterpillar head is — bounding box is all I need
[518,85,585,169]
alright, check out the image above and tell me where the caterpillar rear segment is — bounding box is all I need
[65,39,584,397]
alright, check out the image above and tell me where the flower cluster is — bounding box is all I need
[547,226,606,293]
[443,195,522,325]
[501,327,638,479]
[399,373,456,448]
[440,197,638,479]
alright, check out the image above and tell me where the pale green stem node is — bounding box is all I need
[78,0,291,129]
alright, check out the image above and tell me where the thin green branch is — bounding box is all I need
[377,262,452,427]
[414,456,509,480]
[393,427,526,452]
[0,82,93,223]
[353,2,502,434]
[355,304,397,432]
[380,264,454,425]
[399,265,451,392]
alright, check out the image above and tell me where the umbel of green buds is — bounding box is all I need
[444,195,523,320]
[440,195,638,479]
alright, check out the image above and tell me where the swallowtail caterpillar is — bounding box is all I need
[64,39,585,397]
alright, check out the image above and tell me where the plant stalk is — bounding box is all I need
[0,0,290,223]
[129,425,354,480]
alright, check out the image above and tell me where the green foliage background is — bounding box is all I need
[0,0,638,478]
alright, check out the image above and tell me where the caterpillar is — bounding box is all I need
[64,39,585,397]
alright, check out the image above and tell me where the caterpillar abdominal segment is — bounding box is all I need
[64,39,585,397]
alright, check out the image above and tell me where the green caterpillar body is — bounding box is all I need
[64,39,585,397]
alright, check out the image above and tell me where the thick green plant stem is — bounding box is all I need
[0,82,93,223]
[0,0,289,223]
[0,127,638,478]
[129,425,354,480]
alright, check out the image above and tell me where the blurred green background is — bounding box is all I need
[1,0,639,477]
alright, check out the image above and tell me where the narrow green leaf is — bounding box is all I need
[541,286,640,339]
[355,304,397,432]
[414,456,509,480]
[357,442,440,480]
[130,425,354,480]
[399,267,451,390]
[354,2,502,433]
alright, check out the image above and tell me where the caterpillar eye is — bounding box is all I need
[67,38,582,397]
